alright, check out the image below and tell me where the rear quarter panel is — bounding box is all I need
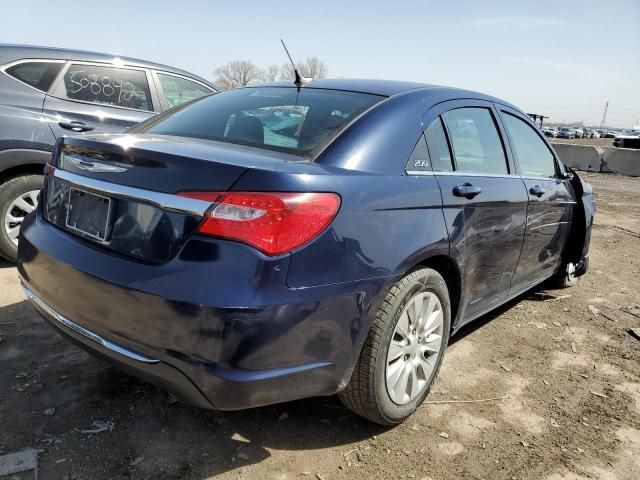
[232,168,449,287]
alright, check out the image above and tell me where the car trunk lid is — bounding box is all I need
[44,134,302,261]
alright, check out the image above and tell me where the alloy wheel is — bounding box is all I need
[4,190,39,246]
[385,291,444,405]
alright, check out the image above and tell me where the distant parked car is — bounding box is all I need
[590,129,601,139]
[613,130,640,149]
[603,131,618,138]
[573,127,584,139]
[542,127,557,137]
[556,127,577,139]
[0,44,217,261]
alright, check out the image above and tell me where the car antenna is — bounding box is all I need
[280,39,310,90]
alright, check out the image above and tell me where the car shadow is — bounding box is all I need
[450,283,550,345]
[0,259,15,269]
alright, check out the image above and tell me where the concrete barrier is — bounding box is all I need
[602,148,640,177]
[551,144,603,172]
[550,142,640,177]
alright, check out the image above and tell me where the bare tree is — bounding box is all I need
[260,64,280,83]
[280,58,329,80]
[214,60,261,89]
[301,57,328,79]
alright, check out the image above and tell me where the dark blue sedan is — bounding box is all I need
[17,79,594,425]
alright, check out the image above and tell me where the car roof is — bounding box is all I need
[252,78,518,107]
[0,44,214,88]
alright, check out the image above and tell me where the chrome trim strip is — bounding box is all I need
[21,282,159,364]
[409,170,566,182]
[433,171,516,179]
[405,169,435,176]
[520,175,561,181]
[53,168,212,216]
[63,154,128,173]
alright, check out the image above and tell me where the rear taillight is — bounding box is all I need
[178,191,341,256]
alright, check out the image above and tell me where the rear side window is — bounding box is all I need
[424,117,453,172]
[5,61,64,92]
[142,87,383,158]
[501,113,556,178]
[157,73,212,108]
[56,64,153,111]
[442,107,508,175]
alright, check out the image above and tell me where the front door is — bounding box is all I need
[497,108,575,289]
[423,101,528,321]
[43,62,155,138]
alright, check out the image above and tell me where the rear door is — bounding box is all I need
[497,107,575,289]
[423,100,528,320]
[43,62,156,138]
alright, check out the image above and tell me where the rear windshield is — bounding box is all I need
[139,87,384,158]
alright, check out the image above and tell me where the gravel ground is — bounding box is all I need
[0,172,639,480]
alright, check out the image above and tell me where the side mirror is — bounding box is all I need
[558,168,573,180]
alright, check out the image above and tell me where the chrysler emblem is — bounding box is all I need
[63,155,128,173]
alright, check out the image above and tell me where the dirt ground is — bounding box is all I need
[1,172,639,480]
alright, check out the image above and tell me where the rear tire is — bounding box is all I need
[0,175,43,262]
[339,268,451,425]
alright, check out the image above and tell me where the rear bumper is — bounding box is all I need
[18,210,394,409]
[23,282,214,409]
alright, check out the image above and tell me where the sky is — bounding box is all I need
[4,0,639,127]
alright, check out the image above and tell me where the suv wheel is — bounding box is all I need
[0,175,43,262]
[339,268,451,425]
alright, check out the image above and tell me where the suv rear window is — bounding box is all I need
[5,61,64,92]
[141,87,384,157]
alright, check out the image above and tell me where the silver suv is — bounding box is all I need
[0,44,216,260]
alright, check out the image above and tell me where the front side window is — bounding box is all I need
[501,112,556,178]
[56,64,152,111]
[157,73,212,108]
[442,107,508,175]
[5,61,64,92]
[142,87,383,157]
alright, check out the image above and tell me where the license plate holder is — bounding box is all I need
[65,188,112,242]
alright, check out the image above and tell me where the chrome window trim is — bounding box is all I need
[405,169,435,176]
[432,171,518,179]
[49,61,156,113]
[22,282,159,364]
[0,58,67,94]
[53,168,212,216]
[520,175,560,181]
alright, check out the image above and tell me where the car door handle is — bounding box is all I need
[58,121,95,132]
[529,185,546,197]
[452,183,482,199]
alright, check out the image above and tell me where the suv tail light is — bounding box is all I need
[178,191,341,256]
